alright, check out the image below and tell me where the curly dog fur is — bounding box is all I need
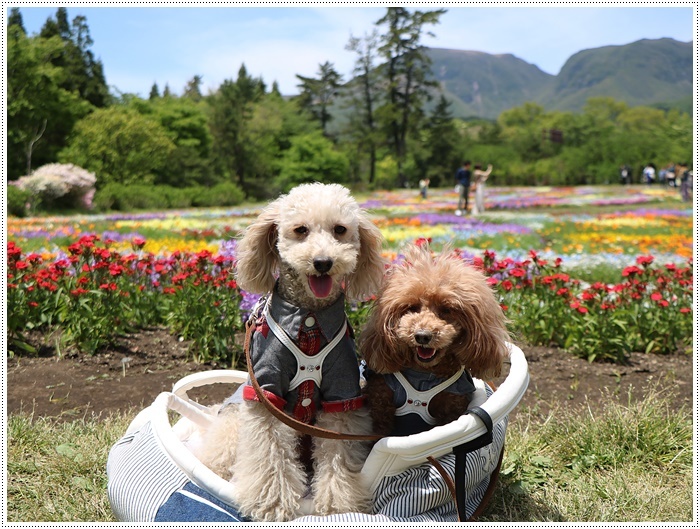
[195,183,385,521]
[360,245,510,436]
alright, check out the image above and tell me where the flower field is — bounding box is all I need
[7,185,693,365]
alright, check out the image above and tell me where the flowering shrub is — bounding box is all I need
[477,250,693,362]
[13,163,97,212]
[7,239,693,365]
[8,237,242,363]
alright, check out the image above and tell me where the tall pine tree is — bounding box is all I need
[296,61,343,137]
[423,94,460,186]
[209,64,266,194]
[7,7,26,34]
[345,31,382,184]
[149,83,160,100]
[375,7,445,186]
[39,8,109,108]
[183,75,204,101]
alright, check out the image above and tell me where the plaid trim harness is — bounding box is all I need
[240,288,365,423]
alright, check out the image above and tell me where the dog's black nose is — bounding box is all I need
[313,257,333,274]
[414,331,433,345]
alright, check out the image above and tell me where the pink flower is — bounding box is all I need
[132,237,147,250]
[414,237,432,247]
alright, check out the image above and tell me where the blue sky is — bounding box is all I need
[14,5,695,98]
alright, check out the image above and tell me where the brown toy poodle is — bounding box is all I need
[360,244,510,437]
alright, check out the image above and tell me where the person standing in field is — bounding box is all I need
[619,164,631,185]
[419,178,430,199]
[454,161,472,215]
[471,163,492,215]
[678,163,691,202]
[643,163,656,185]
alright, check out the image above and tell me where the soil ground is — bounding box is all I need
[7,327,693,423]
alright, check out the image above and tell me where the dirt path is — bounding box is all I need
[7,328,693,421]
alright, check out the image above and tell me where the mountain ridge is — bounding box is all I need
[425,38,692,118]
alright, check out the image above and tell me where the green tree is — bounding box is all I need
[345,31,382,185]
[7,26,89,179]
[130,96,215,187]
[208,64,266,194]
[245,91,319,198]
[59,106,175,187]
[276,132,350,191]
[498,102,548,163]
[149,83,160,100]
[39,8,109,108]
[375,7,445,186]
[7,7,25,33]
[418,94,461,186]
[183,75,204,102]
[296,61,343,136]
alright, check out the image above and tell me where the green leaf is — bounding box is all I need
[71,476,93,491]
[55,443,78,459]
[530,455,552,467]
[10,338,37,354]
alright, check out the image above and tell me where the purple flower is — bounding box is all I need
[219,238,238,260]
[239,290,261,319]
[101,230,147,243]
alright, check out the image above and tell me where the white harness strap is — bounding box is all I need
[263,303,348,391]
[394,367,466,425]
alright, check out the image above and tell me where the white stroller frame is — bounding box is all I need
[108,342,529,522]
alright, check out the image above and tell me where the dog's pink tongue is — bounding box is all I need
[309,274,333,298]
[417,347,437,361]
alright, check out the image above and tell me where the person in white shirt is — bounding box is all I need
[471,164,492,215]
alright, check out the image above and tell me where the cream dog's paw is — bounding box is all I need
[313,469,372,516]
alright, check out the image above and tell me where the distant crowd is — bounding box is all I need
[620,162,692,202]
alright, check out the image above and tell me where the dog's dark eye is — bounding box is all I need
[437,306,454,319]
[334,225,347,235]
[294,226,308,236]
[406,304,421,313]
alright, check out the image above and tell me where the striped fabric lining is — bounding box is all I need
[107,421,190,522]
[107,390,507,522]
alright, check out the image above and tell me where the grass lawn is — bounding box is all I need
[7,387,692,522]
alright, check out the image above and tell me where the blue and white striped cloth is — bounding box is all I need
[107,393,506,522]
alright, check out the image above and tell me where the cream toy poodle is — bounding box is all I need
[360,244,509,437]
[196,183,385,522]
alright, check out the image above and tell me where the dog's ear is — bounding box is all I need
[453,275,510,380]
[346,214,386,302]
[235,201,280,294]
[358,295,406,374]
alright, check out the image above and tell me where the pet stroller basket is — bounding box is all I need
[107,342,528,523]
